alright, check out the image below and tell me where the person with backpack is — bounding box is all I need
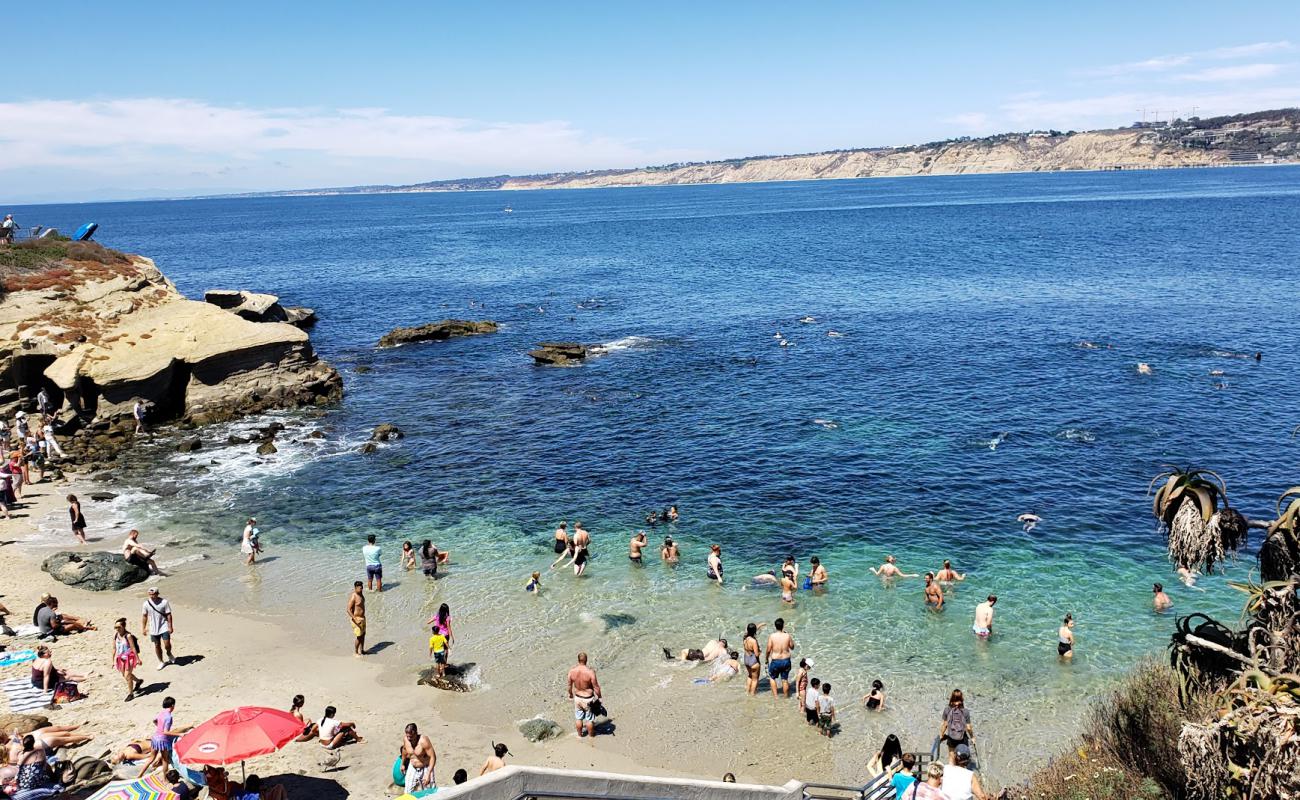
[113,617,145,701]
[939,688,975,764]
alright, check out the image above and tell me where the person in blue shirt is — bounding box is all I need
[890,752,918,798]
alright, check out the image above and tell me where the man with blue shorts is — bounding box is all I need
[765,617,795,698]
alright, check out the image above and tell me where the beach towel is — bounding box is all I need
[7,624,41,639]
[0,649,37,668]
[1,676,53,712]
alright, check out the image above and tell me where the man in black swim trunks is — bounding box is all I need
[628,532,648,564]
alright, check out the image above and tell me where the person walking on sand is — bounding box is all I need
[112,617,144,701]
[142,587,175,670]
[872,555,918,578]
[628,531,649,564]
[707,544,724,584]
[362,534,383,591]
[67,494,87,544]
[241,518,258,565]
[765,617,795,698]
[972,595,996,638]
[139,697,188,777]
[480,742,509,775]
[1058,613,1075,659]
[924,573,944,610]
[399,722,436,792]
[567,652,602,740]
[347,582,366,656]
[428,603,453,645]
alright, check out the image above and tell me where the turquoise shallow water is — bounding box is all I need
[16,166,1300,781]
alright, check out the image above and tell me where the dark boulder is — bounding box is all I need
[176,437,202,453]
[285,306,317,328]
[227,434,251,445]
[89,492,118,502]
[42,551,149,591]
[377,319,498,348]
[371,423,404,441]
[358,442,379,455]
[256,441,278,456]
[528,342,589,366]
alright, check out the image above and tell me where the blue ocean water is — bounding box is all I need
[14,166,1300,778]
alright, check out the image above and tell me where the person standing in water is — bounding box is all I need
[661,536,679,564]
[67,495,87,544]
[428,603,454,646]
[629,531,649,564]
[780,570,796,604]
[809,556,828,589]
[241,518,257,565]
[525,571,542,593]
[742,622,761,696]
[420,540,440,578]
[972,595,996,638]
[924,573,944,610]
[872,555,918,578]
[1058,613,1075,659]
[1153,583,1172,612]
[935,560,965,583]
[553,522,569,556]
[362,534,383,591]
[346,582,366,656]
[566,652,602,740]
[707,545,724,584]
[572,522,591,577]
[765,617,795,699]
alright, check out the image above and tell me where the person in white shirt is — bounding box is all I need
[941,749,987,800]
[141,587,175,669]
[803,677,821,726]
[42,420,66,460]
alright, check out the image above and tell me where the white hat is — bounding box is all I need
[805,658,815,669]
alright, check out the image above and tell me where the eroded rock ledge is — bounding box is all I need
[0,245,342,463]
[377,319,498,348]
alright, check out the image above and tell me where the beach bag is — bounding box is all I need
[53,679,81,703]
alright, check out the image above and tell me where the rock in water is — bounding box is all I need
[371,423,404,441]
[600,612,637,631]
[204,289,290,323]
[377,320,498,348]
[358,442,378,454]
[518,717,563,742]
[176,437,202,452]
[416,665,472,692]
[88,492,117,502]
[528,342,589,366]
[256,441,278,455]
[42,551,149,591]
[284,306,317,328]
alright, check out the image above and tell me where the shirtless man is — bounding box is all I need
[572,522,591,577]
[661,537,679,563]
[346,582,366,656]
[1153,583,1172,612]
[871,555,917,578]
[123,529,163,575]
[935,559,965,582]
[973,595,997,638]
[567,652,602,739]
[629,532,649,565]
[479,742,509,775]
[399,722,437,792]
[924,573,944,610]
[764,618,796,698]
[809,556,828,588]
[663,638,727,663]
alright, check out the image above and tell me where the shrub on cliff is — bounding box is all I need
[1,240,135,293]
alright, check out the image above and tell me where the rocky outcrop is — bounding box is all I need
[377,319,497,348]
[0,252,342,463]
[0,714,52,735]
[528,342,588,366]
[205,290,315,328]
[371,423,404,441]
[41,551,149,591]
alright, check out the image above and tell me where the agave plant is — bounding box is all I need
[1150,467,1246,572]
[1260,487,1300,582]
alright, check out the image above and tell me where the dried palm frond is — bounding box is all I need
[1178,721,1229,800]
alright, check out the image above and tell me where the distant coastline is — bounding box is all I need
[200,107,1300,200]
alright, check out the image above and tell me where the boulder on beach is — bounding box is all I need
[41,551,149,591]
[0,714,51,735]
[371,423,404,441]
[528,342,588,366]
[416,664,473,692]
[377,319,498,348]
[518,717,563,742]
[176,437,202,452]
[88,492,117,502]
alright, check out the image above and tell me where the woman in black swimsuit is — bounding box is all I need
[420,540,438,577]
[553,522,569,554]
[863,679,885,711]
[67,494,87,544]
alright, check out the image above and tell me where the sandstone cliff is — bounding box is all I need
[0,241,341,461]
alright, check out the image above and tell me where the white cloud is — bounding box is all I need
[0,98,704,199]
[1206,41,1292,59]
[1081,41,1293,79]
[1176,63,1283,82]
[1000,86,1300,129]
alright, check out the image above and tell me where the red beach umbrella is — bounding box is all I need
[175,706,302,768]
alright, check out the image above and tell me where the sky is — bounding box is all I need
[2,1,1298,203]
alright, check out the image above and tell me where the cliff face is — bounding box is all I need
[499,130,1238,190]
[0,243,341,461]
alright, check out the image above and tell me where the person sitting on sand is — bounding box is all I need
[662,638,727,663]
[237,774,289,800]
[122,529,162,574]
[289,694,318,742]
[166,768,198,800]
[872,555,918,578]
[13,734,56,795]
[31,644,88,692]
[479,742,509,775]
[203,765,241,800]
[317,706,362,749]
[37,596,96,637]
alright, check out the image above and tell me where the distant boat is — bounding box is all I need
[503,206,513,214]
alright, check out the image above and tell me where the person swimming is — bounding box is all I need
[525,572,541,594]
[661,537,680,563]
[863,679,885,710]
[1017,513,1041,532]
